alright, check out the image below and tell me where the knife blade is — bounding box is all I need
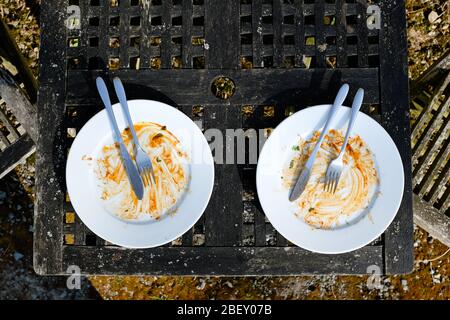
[288,167,311,202]
[96,77,144,200]
[289,84,350,201]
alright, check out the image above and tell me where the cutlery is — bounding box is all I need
[113,77,156,187]
[289,83,350,202]
[324,88,364,193]
[96,77,144,200]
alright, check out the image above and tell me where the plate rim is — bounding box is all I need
[65,99,215,249]
[256,104,405,254]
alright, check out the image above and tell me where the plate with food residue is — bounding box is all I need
[256,105,404,254]
[66,100,214,248]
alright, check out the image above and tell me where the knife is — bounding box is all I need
[96,77,144,200]
[289,84,350,201]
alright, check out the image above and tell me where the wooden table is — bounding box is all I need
[34,0,412,275]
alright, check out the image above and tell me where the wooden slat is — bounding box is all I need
[314,1,326,68]
[66,68,380,106]
[276,230,288,246]
[0,110,19,142]
[272,0,283,67]
[356,0,369,67]
[62,245,383,275]
[429,165,450,205]
[411,49,450,96]
[182,0,194,69]
[250,169,266,247]
[412,73,450,149]
[139,0,150,69]
[294,0,305,67]
[119,0,131,69]
[203,105,242,247]
[413,195,450,248]
[77,0,88,70]
[0,134,35,179]
[97,0,109,70]
[160,1,172,69]
[0,19,38,102]
[336,0,347,67]
[73,214,87,246]
[205,0,240,69]
[181,228,193,246]
[178,105,194,246]
[252,0,264,68]
[413,96,450,178]
[379,0,413,274]
[415,139,450,197]
[0,129,10,148]
[440,189,450,214]
[0,68,37,141]
[34,0,67,275]
[415,118,450,197]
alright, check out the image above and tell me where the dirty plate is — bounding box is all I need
[66,100,214,248]
[256,105,404,254]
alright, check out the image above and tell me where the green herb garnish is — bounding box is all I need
[289,160,294,169]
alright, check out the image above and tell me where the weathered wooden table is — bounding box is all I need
[34,0,412,275]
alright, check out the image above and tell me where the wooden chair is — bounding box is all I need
[410,50,450,247]
[0,19,37,179]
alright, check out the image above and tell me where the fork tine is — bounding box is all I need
[141,169,147,187]
[332,173,340,194]
[335,172,339,192]
[145,169,151,188]
[143,169,150,187]
[328,171,336,193]
[328,173,334,193]
[146,168,152,187]
[330,172,337,194]
[146,171,151,187]
[150,169,156,185]
[329,171,336,192]
[141,171,147,187]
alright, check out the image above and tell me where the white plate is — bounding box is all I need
[66,100,214,248]
[256,105,404,254]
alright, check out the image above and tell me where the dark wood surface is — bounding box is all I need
[34,0,67,275]
[62,245,383,276]
[35,0,413,275]
[378,0,413,274]
[66,69,380,106]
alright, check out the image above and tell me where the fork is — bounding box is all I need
[324,88,364,193]
[289,84,350,201]
[113,77,156,187]
[96,77,144,200]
